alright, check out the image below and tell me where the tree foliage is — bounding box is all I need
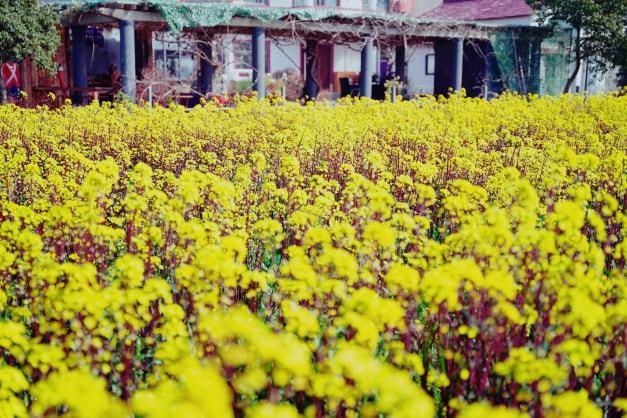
[527,0,627,92]
[0,0,60,102]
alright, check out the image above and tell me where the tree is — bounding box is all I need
[527,0,627,93]
[0,0,60,103]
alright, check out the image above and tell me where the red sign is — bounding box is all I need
[1,63,20,89]
[390,0,414,13]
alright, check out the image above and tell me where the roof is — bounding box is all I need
[44,1,494,34]
[419,0,533,21]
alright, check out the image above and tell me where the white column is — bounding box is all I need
[119,19,137,102]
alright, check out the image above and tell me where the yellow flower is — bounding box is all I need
[458,403,529,418]
[247,402,301,418]
[542,391,602,418]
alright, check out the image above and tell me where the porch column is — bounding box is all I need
[395,44,406,83]
[304,39,318,99]
[252,27,266,99]
[119,19,137,102]
[359,36,374,98]
[70,25,88,104]
[452,37,463,91]
[199,42,214,96]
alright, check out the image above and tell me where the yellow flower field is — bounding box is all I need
[0,93,625,417]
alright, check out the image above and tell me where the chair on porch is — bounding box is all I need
[372,83,386,100]
[339,78,359,98]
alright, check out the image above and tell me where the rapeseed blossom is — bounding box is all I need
[0,92,624,417]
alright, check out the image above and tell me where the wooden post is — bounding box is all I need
[20,57,33,105]
[304,39,318,99]
[395,44,406,84]
[529,36,542,94]
[199,42,214,96]
[135,26,154,82]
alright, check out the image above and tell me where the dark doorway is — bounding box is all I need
[462,41,487,98]
[316,44,333,92]
[433,39,492,98]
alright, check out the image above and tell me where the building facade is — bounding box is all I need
[7,0,616,106]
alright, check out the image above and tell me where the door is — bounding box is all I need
[316,44,333,92]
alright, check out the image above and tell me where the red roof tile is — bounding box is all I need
[419,0,533,21]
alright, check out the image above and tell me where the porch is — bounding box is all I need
[26,1,539,106]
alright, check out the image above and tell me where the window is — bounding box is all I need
[153,33,196,81]
[376,0,389,12]
[425,54,435,75]
[233,39,271,72]
[293,0,338,6]
[315,0,339,6]
[233,40,253,70]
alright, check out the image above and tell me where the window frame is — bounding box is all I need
[425,53,435,76]
[153,32,197,82]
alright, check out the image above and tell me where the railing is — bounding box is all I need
[31,86,113,107]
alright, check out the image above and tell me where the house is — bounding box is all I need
[213,0,548,98]
[9,0,601,106]
[418,0,620,95]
